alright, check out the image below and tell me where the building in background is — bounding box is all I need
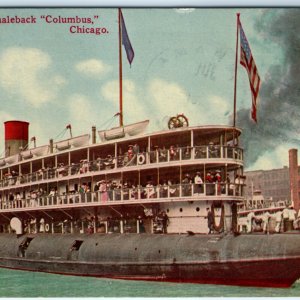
[244,166,290,203]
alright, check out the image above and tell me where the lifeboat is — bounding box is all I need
[98,120,149,142]
[5,154,19,165]
[31,145,50,157]
[54,134,91,151]
[70,134,90,147]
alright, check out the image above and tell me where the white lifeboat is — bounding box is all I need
[54,134,90,151]
[20,149,33,159]
[70,134,90,147]
[98,120,149,142]
[5,154,19,165]
[31,145,50,157]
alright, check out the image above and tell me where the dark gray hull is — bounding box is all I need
[0,233,300,287]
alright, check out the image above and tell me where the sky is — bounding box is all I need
[0,8,297,171]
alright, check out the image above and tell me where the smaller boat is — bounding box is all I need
[20,149,33,159]
[54,134,91,151]
[31,145,50,157]
[21,145,50,159]
[70,134,90,147]
[4,154,19,165]
[98,120,149,142]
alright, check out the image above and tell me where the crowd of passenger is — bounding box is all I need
[0,142,243,188]
[246,206,300,234]
[15,208,169,235]
[0,170,245,209]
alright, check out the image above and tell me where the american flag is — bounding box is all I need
[240,22,261,122]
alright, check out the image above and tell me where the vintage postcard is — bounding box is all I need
[0,7,298,297]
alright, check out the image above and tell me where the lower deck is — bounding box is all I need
[2,199,236,235]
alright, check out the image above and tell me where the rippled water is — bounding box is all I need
[0,268,299,297]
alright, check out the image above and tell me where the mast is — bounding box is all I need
[118,8,123,127]
[233,13,240,128]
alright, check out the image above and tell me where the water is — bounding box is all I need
[0,268,299,297]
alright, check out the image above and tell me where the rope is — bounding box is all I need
[98,114,120,130]
[53,128,68,141]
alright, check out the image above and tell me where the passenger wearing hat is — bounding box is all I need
[208,141,216,158]
[99,180,108,202]
[205,172,214,195]
[128,145,134,161]
[82,159,89,173]
[214,171,221,195]
[182,174,192,196]
[123,181,129,200]
[159,146,167,162]
[206,172,213,183]
[146,181,155,198]
[94,181,100,202]
[282,205,290,232]
[214,171,221,182]
[288,206,297,230]
[205,207,214,234]
[133,143,139,155]
[169,145,176,160]
[194,172,203,195]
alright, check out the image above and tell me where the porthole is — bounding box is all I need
[135,247,137,251]
[166,209,169,213]
[196,207,200,212]
[179,208,183,212]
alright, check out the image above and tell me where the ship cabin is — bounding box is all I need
[0,121,244,235]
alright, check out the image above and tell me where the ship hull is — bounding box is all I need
[0,233,300,288]
[0,256,298,288]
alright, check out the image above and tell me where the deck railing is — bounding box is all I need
[0,145,243,188]
[0,182,243,211]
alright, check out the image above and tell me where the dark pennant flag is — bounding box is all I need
[120,10,134,66]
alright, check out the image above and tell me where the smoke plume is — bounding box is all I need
[237,9,300,168]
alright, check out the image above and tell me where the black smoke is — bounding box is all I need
[236,9,300,168]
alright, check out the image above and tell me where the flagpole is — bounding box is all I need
[233,13,240,128]
[118,8,123,127]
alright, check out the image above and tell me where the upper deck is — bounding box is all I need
[0,123,245,234]
[0,124,243,188]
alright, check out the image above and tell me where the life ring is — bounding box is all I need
[211,204,225,233]
[45,223,50,232]
[137,153,146,165]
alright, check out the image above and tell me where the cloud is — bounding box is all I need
[68,94,95,123]
[75,59,112,77]
[147,79,229,129]
[148,79,189,115]
[101,80,148,123]
[236,10,300,168]
[52,75,67,86]
[0,47,66,107]
[101,78,230,133]
[247,144,292,171]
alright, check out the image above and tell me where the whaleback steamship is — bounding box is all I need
[1,8,300,289]
[0,119,300,288]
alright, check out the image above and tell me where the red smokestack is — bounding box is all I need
[289,149,299,212]
[4,121,29,157]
